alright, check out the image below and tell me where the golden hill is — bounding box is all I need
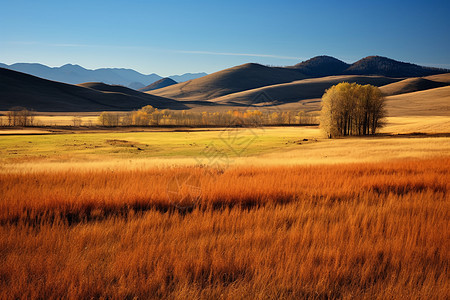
[148,63,307,101]
[210,75,401,105]
[380,77,448,96]
[385,85,450,117]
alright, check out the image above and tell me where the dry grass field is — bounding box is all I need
[1,158,449,299]
[1,104,449,299]
[2,1,450,297]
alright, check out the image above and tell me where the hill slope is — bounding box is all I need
[423,73,450,84]
[385,85,450,117]
[0,68,188,111]
[380,77,449,96]
[288,55,448,78]
[139,78,178,92]
[289,55,350,77]
[344,56,447,77]
[150,56,448,102]
[148,63,307,101]
[210,75,401,105]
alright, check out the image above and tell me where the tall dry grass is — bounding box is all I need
[0,158,449,299]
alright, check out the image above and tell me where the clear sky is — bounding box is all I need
[1,0,449,76]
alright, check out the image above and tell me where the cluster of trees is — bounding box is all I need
[99,105,317,127]
[4,107,35,126]
[320,82,385,138]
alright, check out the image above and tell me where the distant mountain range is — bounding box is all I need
[0,62,207,89]
[1,55,448,112]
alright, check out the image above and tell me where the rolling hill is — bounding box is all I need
[289,55,350,77]
[2,56,449,114]
[209,75,401,105]
[385,85,450,117]
[149,56,448,102]
[148,63,307,101]
[139,78,178,92]
[423,73,450,84]
[0,68,188,111]
[288,55,448,78]
[344,56,447,77]
[379,77,449,96]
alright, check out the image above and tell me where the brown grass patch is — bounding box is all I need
[0,158,449,298]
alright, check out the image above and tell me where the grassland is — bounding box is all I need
[1,158,449,299]
[1,120,449,299]
[1,125,449,168]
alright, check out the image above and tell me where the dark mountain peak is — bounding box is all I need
[345,56,448,77]
[139,78,177,92]
[350,55,409,68]
[297,55,346,65]
[290,55,350,77]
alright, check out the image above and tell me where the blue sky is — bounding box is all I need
[1,0,449,76]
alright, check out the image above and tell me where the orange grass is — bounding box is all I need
[0,158,449,298]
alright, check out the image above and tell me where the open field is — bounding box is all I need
[1,158,449,299]
[2,1,450,297]
[1,118,449,299]
[1,125,449,171]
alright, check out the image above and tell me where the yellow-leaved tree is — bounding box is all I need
[320,82,385,138]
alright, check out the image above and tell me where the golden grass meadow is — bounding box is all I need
[2,0,450,298]
[1,123,449,299]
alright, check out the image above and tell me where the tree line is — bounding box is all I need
[320,82,385,138]
[3,107,35,126]
[98,106,317,127]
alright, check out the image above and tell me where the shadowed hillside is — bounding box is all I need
[148,63,307,101]
[0,63,162,89]
[78,82,157,97]
[2,57,449,113]
[149,56,448,102]
[289,55,350,77]
[380,77,449,96]
[139,78,178,92]
[210,75,401,105]
[0,68,188,111]
[0,63,208,89]
[424,73,450,83]
[344,56,447,77]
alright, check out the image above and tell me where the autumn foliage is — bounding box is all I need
[98,105,317,127]
[0,158,449,298]
[321,83,385,137]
